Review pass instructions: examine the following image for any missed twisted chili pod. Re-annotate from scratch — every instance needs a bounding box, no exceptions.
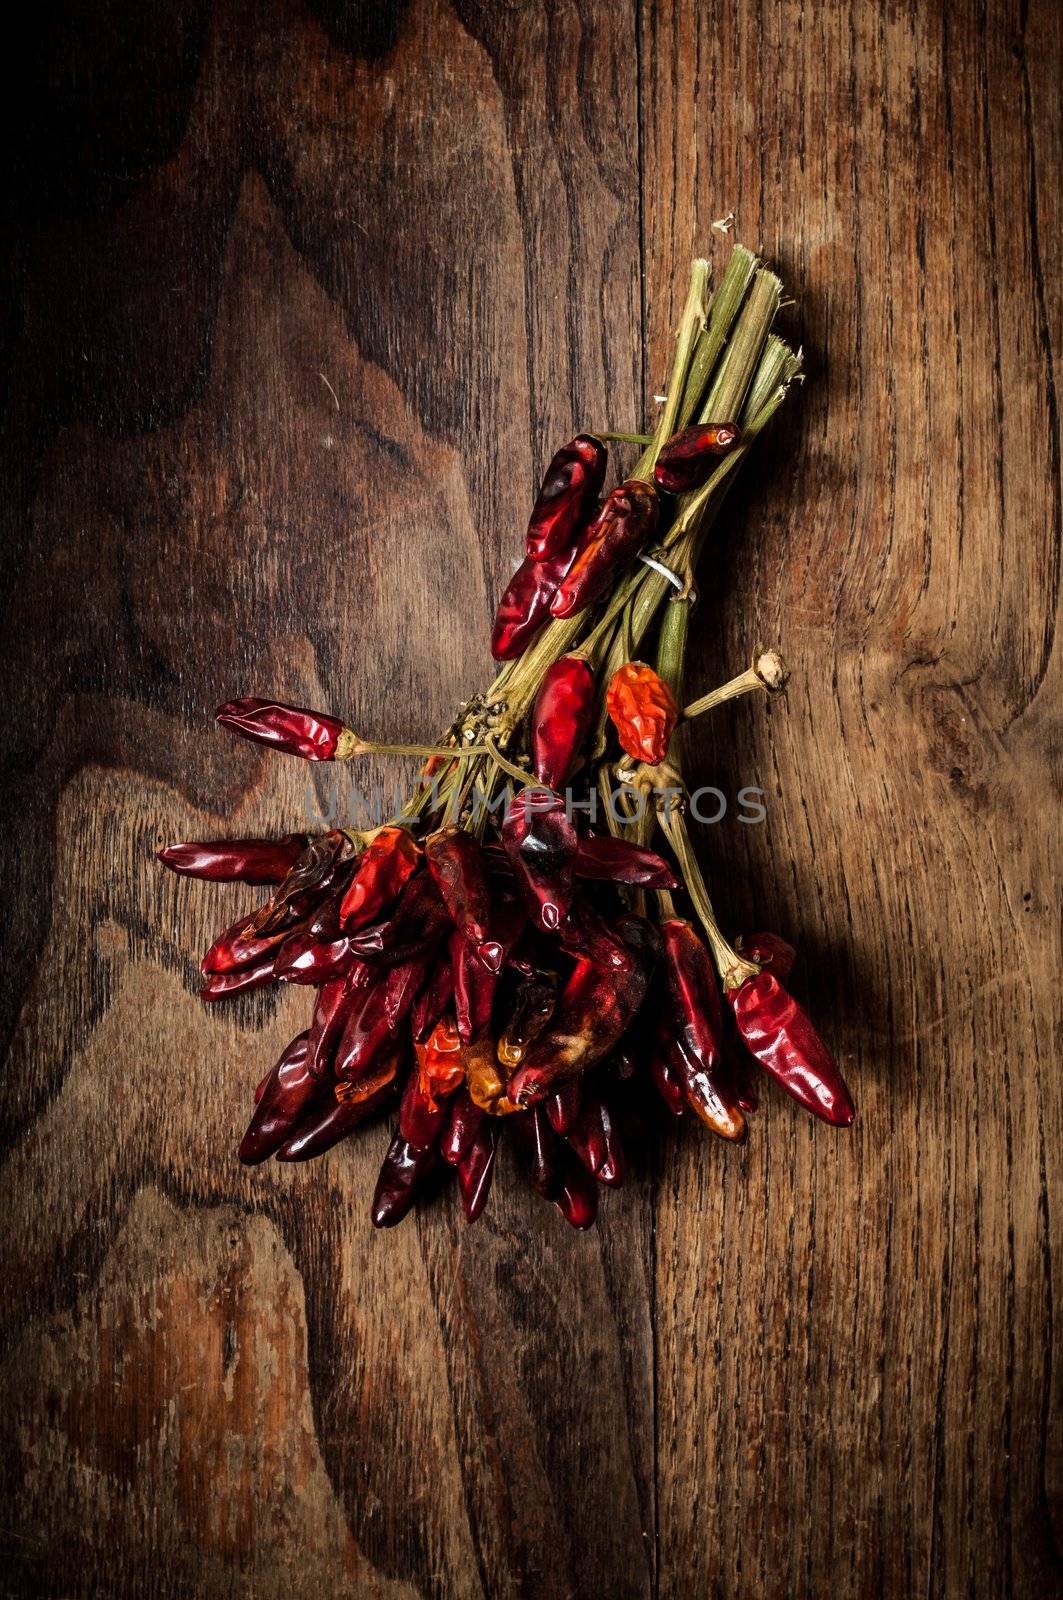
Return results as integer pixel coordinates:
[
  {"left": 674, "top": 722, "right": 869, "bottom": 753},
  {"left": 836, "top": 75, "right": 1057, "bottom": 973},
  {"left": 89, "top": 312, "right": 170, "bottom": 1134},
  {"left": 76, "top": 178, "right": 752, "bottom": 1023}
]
[
  {"left": 426, "top": 826, "right": 495, "bottom": 960},
  {"left": 652, "top": 422, "right": 741, "bottom": 495},
  {"left": 573, "top": 835, "right": 679, "bottom": 889},
  {"left": 550, "top": 480, "right": 658, "bottom": 618},
  {"left": 526, "top": 434, "right": 608, "bottom": 561},
  {"left": 339, "top": 826, "right": 420, "bottom": 931},
  {"left": 501, "top": 787, "right": 576, "bottom": 932}
]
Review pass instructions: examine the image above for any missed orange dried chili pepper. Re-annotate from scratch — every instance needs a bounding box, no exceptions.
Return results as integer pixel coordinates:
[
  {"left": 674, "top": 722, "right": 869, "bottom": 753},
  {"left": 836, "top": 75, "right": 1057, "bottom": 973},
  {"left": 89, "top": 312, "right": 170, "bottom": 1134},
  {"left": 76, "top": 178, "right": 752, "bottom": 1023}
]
[
  {"left": 605, "top": 661, "right": 679, "bottom": 765},
  {"left": 417, "top": 1015, "right": 465, "bottom": 1107}
]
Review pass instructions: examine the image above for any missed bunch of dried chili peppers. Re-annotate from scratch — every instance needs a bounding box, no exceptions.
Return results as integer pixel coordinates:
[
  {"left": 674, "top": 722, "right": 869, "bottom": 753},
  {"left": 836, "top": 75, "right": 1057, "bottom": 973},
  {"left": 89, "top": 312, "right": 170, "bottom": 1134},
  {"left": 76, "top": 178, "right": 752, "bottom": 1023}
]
[{"left": 160, "top": 245, "right": 854, "bottom": 1230}]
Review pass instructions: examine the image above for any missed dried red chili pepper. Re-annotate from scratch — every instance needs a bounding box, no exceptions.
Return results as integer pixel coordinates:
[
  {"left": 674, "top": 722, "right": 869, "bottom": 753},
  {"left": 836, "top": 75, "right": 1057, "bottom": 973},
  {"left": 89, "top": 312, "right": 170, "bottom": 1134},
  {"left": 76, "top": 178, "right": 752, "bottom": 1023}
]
[
  {"left": 457, "top": 1123, "right": 498, "bottom": 1222},
  {"left": 306, "top": 965, "right": 372, "bottom": 1079},
  {"left": 348, "top": 871, "right": 451, "bottom": 965},
  {"left": 450, "top": 892, "right": 526, "bottom": 1043},
  {"left": 334, "top": 969, "right": 398, "bottom": 1082},
  {"left": 544, "top": 1078, "right": 582, "bottom": 1134},
  {"left": 652, "top": 422, "right": 741, "bottom": 494},
  {"left": 417, "top": 1016, "right": 465, "bottom": 1105},
  {"left": 371, "top": 1135, "right": 438, "bottom": 1228},
  {"left": 648, "top": 1031, "right": 686, "bottom": 1117},
  {"left": 511, "top": 1106, "right": 563, "bottom": 1198},
  {"left": 491, "top": 546, "right": 575, "bottom": 661},
  {"left": 339, "top": 826, "right": 421, "bottom": 931},
  {"left": 399, "top": 1060, "right": 452, "bottom": 1149},
  {"left": 158, "top": 834, "right": 308, "bottom": 885},
  {"left": 276, "top": 1075, "right": 395, "bottom": 1162},
  {"left": 606, "top": 661, "right": 679, "bottom": 765},
  {"left": 506, "top": 914, "right": 656, "bottom": 1106},
  {"left": 530, "top": 655, "right": 595, "bottom": 788},
  {"left": 556, "top": 898, "right": 633, "bottom": 972},
  {"left": 549, "top": 480, "right": 659, "bottom": 618},
  {"left": 202, "top": 911, "right": 298, "bottom": 975},
  {"left": 497, "top": 973, "right": 557, "bottom": 1068},
  {"left": 736, "top": 929, "right": 796, "bottom": 980},
  {"left": 566, "top": 1092, "right": 625, "bottom": 1186},
  {"left": 727, "top": 972, "right": 855, "bottom": 1126},
  {"left": 501, "top": 787, "right": 576, "bottom": 931},
  {"left": 248, "top": 830, "right": 355, "bottom": 936},
  {"left": 554, "top": 1155, "right": 598, "bottom": 1228},
  {"left": 660, "top": 917, "right": 745, "bottom": 1140},
  {"left": 426, "top": 826, "right": 494, "bottom": 960},
  {"left": 382, "top": 950, "right": 436, "bottom": 1033},
  {"left": 440, "top": 1088, "right": 484, "bottom": 1166},
  {"left": 411, "top": 958, "right": 454, "bottom": 1042},
  {"left": 239, "top": 1033, "right": 323, "bottom": 1163},
  {"left": 274, "top": 927, "right": 357, "bottom": 985},
  {"left": 573, "top": 835, "right": 679, "bottom": 889},
  {"left": 200, "top": 957, "right": 277, "bottom": 1001},
  {"left": 525, "top": 434, "right": 608, "bottom": 561},
  {"left": 215, "top": 698, "right": 353, "bottom": 760}
]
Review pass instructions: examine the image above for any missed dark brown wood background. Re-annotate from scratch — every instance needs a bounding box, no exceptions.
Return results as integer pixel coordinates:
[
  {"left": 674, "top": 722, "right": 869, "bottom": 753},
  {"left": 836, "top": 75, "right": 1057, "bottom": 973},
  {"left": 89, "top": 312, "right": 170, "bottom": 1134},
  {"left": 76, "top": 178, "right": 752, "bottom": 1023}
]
[{"left": 2, "top": 1, "right": 1060, "bottom": 1595}]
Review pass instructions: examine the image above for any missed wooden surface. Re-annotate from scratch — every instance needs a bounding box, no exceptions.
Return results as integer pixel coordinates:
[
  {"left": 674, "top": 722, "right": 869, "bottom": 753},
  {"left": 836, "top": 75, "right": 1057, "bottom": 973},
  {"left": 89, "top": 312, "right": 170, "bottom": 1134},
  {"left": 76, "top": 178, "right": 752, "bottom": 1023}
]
[{"left": 2, "top": 1, "right": 1060, "bottom": 1595}]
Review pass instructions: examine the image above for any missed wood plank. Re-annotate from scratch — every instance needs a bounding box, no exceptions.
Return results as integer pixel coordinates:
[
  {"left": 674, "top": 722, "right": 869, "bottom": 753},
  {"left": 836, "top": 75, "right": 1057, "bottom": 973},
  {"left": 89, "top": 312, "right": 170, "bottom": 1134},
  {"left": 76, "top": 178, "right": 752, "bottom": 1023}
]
[
  {"left": 640, "top": 1, "right": 1062, "bottom": 1596},
  {"left": 0, "top": 2, "right": 653, "bottom": 1595}
]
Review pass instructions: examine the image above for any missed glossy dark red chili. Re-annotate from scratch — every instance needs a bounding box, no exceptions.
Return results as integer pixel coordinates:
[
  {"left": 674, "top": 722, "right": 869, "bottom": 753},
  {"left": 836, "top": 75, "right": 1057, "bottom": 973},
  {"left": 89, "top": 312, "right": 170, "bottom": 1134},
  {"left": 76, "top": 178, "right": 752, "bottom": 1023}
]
[
  {"left": 339, "top": 827, "right": 421, "bottom": 931},
  {"left": 573, "top": 835, "right": 679, "bottom": 888},
  {"left": 491, "top": 547, "right": 575, "bottom": 661},
  {"left": 158, "top": 834, "right": 308, "bottom": 885},
  {"left": 652, "top": 422, "right": 741, "bottom": 494},
  {"left": 549, "top": 480, "right": 659, "bottom": 618},
  {"left": 215, "top": 698, "right": 352, "bottom": 760},
  {"left": 530, "top": 654, "right": 595, "bottom": 789},
  {"left": 457, "top": 1123, "right": 498, "bottom": 1222},
  {"left": 501, "top": 787, "right": 576, "bottom": 932},
  {"left": 426, "top": 826, "right": 494, "bottom": 959},
  {"left": 728, "top": 971, "right": 855, "bottom": 1126},
  {"left": 525, "top": 434, "right": 608, "bottom": 561},
  {"left": 660, "top": 917, "right": 745, "bottom": 1140}
]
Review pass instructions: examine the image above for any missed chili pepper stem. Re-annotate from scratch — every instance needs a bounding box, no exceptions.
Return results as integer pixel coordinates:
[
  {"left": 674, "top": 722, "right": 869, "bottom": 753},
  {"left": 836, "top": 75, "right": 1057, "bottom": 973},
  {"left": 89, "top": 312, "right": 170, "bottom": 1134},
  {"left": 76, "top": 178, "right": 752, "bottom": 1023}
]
[
  {"left": 338, "top": 733, "right": 496, "bottom": 761},
  {"left": 657, "top": 803, "right": 759, "bottom": 989},
  {"left": 483, "top": 735, "right": 532, "bottom": 786},
  {"left": 632, "top": 257, "right": 710, "bottom": 484},
  {"left": 680, "top": 650, "right": 789, "bottom": 722},
  {"left": 598, "top": 431, "right": 654, "bottom": 445}
]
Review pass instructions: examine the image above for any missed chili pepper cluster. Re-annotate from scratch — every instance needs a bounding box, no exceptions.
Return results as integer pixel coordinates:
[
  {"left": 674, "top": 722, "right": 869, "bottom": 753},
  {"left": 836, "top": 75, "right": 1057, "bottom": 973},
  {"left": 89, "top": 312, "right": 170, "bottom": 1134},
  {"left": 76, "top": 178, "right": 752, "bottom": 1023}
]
[{"left": 159, "top": 244, "right": 854, "bottom": 1230}]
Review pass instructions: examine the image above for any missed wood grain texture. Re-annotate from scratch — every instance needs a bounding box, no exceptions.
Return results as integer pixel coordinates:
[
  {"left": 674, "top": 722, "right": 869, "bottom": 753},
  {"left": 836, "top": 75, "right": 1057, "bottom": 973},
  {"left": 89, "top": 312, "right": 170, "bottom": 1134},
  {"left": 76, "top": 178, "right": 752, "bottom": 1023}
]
[{"left": 1, "top": 1, "right": 1059, "bottom": 1596}]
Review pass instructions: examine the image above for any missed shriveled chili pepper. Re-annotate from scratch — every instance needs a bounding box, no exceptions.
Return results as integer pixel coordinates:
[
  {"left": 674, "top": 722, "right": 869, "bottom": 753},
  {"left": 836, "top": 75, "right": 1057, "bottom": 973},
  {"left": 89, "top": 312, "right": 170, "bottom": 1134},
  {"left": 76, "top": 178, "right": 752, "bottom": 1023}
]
[
  {"left": 511, "top": 1106, "right": 563, "bottom": 1198},
  {"left": 727, "top": 972, "right": 855, "bottom": 1126},
  {"left": 426, "top": 826, "right": 494, "bottom": 959},
  {"left": 411, "top": 958, "right": 454, "bottom": 1042},
  {"left": 660, "top": 917, "right": 745, "bottom": 1140},
  {"left": 158, "top": 834, "right": 308, "bottom": 885},
  {"left": 440, "top": 1088, "right": 484, "bottom": 1166},
  {"left": 652, "top": 422, "right": 741, "bottom": 495},
  {"left": 457, "top": 1123, "right": 498, "bottom": 1222},
  {"left": 566, "top": 1092, "right": 625, "bottom": 1186},
  {"left": 248, "top": 830, "right": 355, "bottom": 936},
  {"left": 573, "top": 834, "right": 679, "bottom": 888},
  {"left": 525, "top": 434, "right": 608, "bottom": 561},
  {"left": 339, "top": 826, "right": 421, "bottom": 931},
  {"left": 554, "top": 1155, "right": 598, "bottom": 1228},
  {"left": 399, "top": 1059, "right": 452, "bottom": 1149},
  {"left": 549, "top": 480, "right": 659, "bottom": 618},
  {"left": 736, "top": 929, "right": 796, "bottom": 979},
  {"left": 530, "top": 655, "right": 595, "bottom": 789},
  {"left": 200, "top": 957, "right": 277, "bottom": 1000},
  {"left": 450, "top": 929, "right": 491, "bottom": 1044},
  {"left": 239, "top": 1033, "right": 324, "bottom": 1163},
  {"left": 202, "top": 911, "right": 298, "bottom": 974},
  {"left": 501, "top": 787, "right": 576, "bottom": 931},
  {"left": 348, "top": 870, "right": 451, "bottom": 965},
  {"left": 544, "top": 1078, "right": 582, "bottom": 1134},
  {"left": 417, "top": 1016, "right": 466, "bottom": 1106},
  {"left": 465, "top": 1036, "right": 521, "bottom": 1117},
  {"left": 497, "top": 972, "right": 557, "bottom": 1068},
  {"left": 215, "top": 698, "right": 353, "bottom": 760},
  {"left": 648, "top": 1031, "right": 686, "bottom": 1117},
  {"left": 274, "top": 926, "right": 357, "bottom": 985},
  {"left": 556, "top": 898, "right": 633, "bottom": 972},
  {"left": 506, "top": 914, "right": 656, "bottom": 1106},
  {"left": 371, "top": 1135, "right": 438, "bottom": 1228},
  {"left": 606, "top": 661, "right": 679, "bottom": 765},
  {"left": 306, "top": 965, "right": 372, "bottom": 1079},
  {"left": 276, "top": 1075, "right": 395, "bottom": 1162},
  {"left": 334, "top": 970, "right": 398, "bottom": 1082},
  {"left": 382, "top": 950, "right": 436, "bottom": 1033},
  {"left": 491, "top": 546, "right": 575, "bottom": 661}
]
